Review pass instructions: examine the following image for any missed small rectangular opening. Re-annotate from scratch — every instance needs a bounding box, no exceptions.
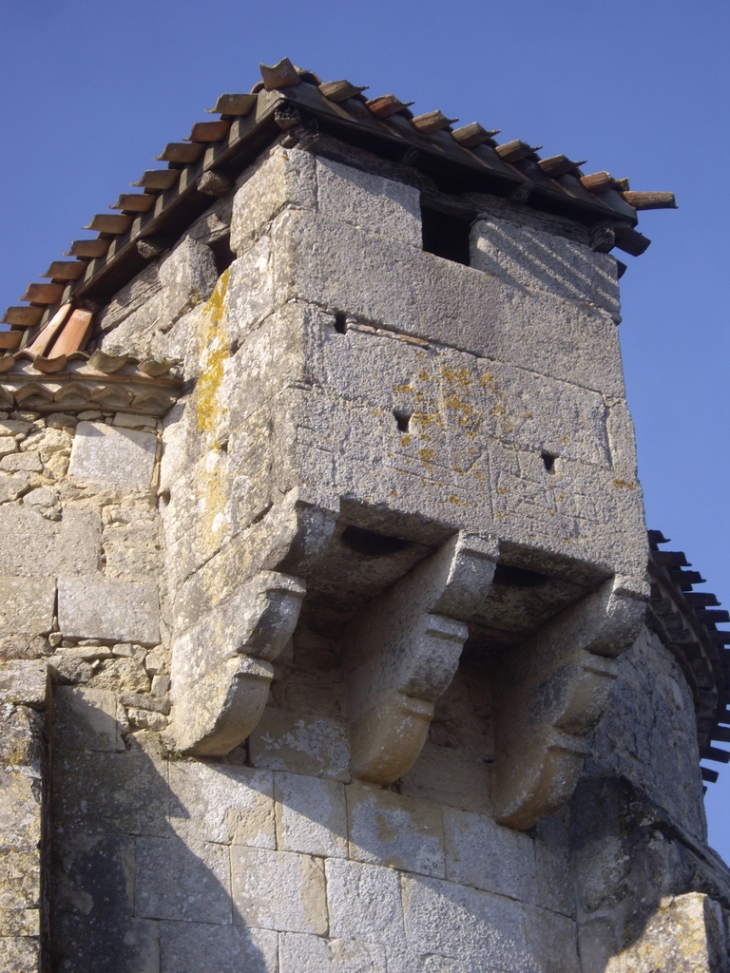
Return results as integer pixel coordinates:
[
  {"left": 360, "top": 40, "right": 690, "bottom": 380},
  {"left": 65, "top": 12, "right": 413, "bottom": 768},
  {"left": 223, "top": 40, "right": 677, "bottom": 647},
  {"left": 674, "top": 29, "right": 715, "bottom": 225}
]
[
  {"left": 421, "top": 205, "right": 471, "bottom": 266},
  {"left": 209, "top": 232, "right": 235, "bottom": 276}
]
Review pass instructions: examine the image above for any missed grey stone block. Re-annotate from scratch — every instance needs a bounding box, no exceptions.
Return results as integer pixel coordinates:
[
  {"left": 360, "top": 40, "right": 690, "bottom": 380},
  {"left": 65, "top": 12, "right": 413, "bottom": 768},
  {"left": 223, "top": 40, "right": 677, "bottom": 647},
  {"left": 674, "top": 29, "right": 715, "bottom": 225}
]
[
  {"left": 249, "top": 708, "right": 350, "bottom": 781},
  {"left": 0, "top": 506, "right": 102, "bottom": 577},
  {"left": 0, "top": 452, "right": 42, "bottom": 473},
  {"left": 272, "top": 209, "right": 627, "bottom": 396},
  {"left": 0, "top": 660, "right": 47, "bottom": 708},
  {"left": 160, "top": 921, "right": 278, "bottom": 973},
  {"left": 58, "top": 575, "right": 160, "bottom": 644},
  {"left": 135, "top": 835, "right": 231, "bottom": 923},
  {"left": 69, "top": 422, "right": 157, "bottom": 490},
  {"left": 231, "top": 146, "right": 317, "bottom": 254},
  {"left": 231, "top": 847, "right": 327, "bottom": 934},
  {"left": 325, "top": 859, "right": 405, "bottom": 945},
  {"left": 53, "top": 911, "right": 159, "bottom": 973},
  {"left": 0, "top": 576, "right": 55, "bottom": 636},
  {"left": 274, "top": 771, "right": 348, "bottom": 858},
  {"left": 0, "top": 935, "right": 40, "bottom": 972},
  {"left": 524, "top": 905, "right": 580, "bottom": 973},
  {"left": 169, "top": 761, "right": 275, "bottom": 848},
  {"left": 316, "top": 156, "right": 422, "bottom": 247},
  {"left": 280, "top": 932, "right": 387, "bottom": 972},
  {"left": 401, "top": 874, "right": 535, "bottom": 970},
  {"left": 443, "top": 806, "right": 537, "bottom": 901},
  {"left": 347, "top": 781, "right": 445, "bottom": 878},
  {"left": 533, "top": 814, "right": 575, "bottom": 918},
  {"left": 53, "top": 830, "right": 135, "bottom": 918},
  {"left": 53, "top": 751, "right": 169, "bottom": 838},
  {"left": 53, "top": 686, "right": 123, "bottom": 752},
  {"left": 471, "top": 218, "right": 621, "bottom": 319}
]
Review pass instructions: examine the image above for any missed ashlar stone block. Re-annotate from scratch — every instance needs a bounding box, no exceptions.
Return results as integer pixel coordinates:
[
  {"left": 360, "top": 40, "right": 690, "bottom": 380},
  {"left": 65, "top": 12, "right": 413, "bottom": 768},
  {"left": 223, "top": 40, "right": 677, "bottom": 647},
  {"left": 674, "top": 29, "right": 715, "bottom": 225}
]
[
  {"left": 274, "top": 771, "right": 348, "bottom": 858},
  {"left": 347, "top": 781, "right": 445, "bottom": 878},
  {"left": 58, "top": 575, "right": 160, "bottom": 645},
  {"left": 280, "top": 932, "right": 387, "bottom": 973},
  {"left": 231, "top": 847, "right": 327, "bottom": 935},
  {"left": 69, "top": 422, "right": 157, "bottom": 490},
  {"left": 249, "top": 708, "right": 350, "bottom": 781},
  {"left": 231, "top": 145, "right": 317, "bottom": 254},
  {"left": 325, "top": 859, "right": 405, "bottom": 946},
  {"left": 169, "top": 761, "right": 275, "bottom": 848},
  {"left": 623, "top": 893, "right": 728, "bottom": 973},
  {"left": 443, "top": 806, "right": 537, "bottom": 901},
  {"left": 160, "top": 921, "right": 278, "bottom": 973},
  {"left": 315, "top": 156, "right": 422, "bottom": 248},
  {"left": 53, "top": 686, "right": 123, "bottom": 752},
  {"left": 401, "top": 874, "right": 535, "bottom": 971},
  {"left": 471, "top": 218, "right": 621, "bottom": 319},
  {"left": 0, "top": 576, "right": 55, "bottom": 636},
  {"left": 135, "top": 835, "right": 231, "bottom": 924}
]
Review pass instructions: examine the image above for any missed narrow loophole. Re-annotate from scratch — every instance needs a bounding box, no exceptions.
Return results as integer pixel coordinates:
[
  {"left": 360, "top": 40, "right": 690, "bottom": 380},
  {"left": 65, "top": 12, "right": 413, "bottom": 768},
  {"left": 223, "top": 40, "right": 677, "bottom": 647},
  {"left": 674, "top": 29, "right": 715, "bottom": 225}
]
[
  {"left": 541, "top": 451, "right": 556, "bottom": 473},
  {"left": 341, "top": 525, "right": 409, "bottom": 557},
  {"left": 334, "top": 311, "right": 347, "bottom": 334},
  {"left": 394, "top": 411, "right": 411, "bottom": 433}
]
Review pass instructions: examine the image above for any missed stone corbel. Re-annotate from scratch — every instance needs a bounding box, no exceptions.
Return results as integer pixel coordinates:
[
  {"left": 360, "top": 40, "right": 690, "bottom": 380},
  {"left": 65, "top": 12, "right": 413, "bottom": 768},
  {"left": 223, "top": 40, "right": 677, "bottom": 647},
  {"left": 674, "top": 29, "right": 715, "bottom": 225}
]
[
  {"left": 170, "top": 571, "right": 305, "bottom": 756},
  {"left": 347, "top": 531, "right": 499, "bottom": 784},
  {"left": 492, "top": 574, "right": 648, "bottom": 830}
]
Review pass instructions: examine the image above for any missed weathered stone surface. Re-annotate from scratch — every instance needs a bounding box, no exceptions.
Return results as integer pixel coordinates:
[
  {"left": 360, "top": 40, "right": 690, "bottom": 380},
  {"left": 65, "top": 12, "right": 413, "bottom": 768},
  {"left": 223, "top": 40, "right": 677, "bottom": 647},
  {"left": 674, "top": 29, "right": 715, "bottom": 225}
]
[
  {"left": 231, "top": 847, "right": 327, "bottom": 934},
  {"left": 0, "top": 936, "right": 39, "bottom": 972},
  {"left": 54, "top": 751, "right": 169, "bottom": 837},
  {"left": 0, "top": 505, "right": 102, "bottom": 577},
  {"left": 0, "top": 576, "right": 55, "bottom": 636},
  {"left": 53, "top": 830, "right": 135, "bottom": 919},
  {"left": 524, "top": 905, "right": 580, "bottom": 973},
  {"left": 623, "top": 893, "right": 728, "bottom": 973},
  {"left": 0, "top": 849, "right": 41, "bottom": 911},
  {"left": 169, "top": 761, "right": 275, "bottom": 847},
  {"left": 316, "top": 156, "right": 422, "bottom": 247},
  {"left": 58, "top": 576, "right": 160, "bottom": 644},
  {"left": 249, "top": 708, "right": 350, "bottom": 781},
  {"left": 533, "top": 813, "right": 575, "bottom": 917},
  {"left": 325, "top": 859, "right": 405, "bottom": 945},
  {"left": 274, "top": 771, "right": 347, "bottom": 858},
  {"left": 69, "top": 421, "right": 157, "bottom": 489},
  {"left": 0, "top": 660, "right": 47, "bottom": 707},
  {"left": 272, "top": 208, "right": 627, "bottom": 395},
  {"left": 588, "top": 629, "right": 707, "bottom": 841},
  {"left": 401, "top": 874, "right": 535, "bottom": 970},
  {"left": 53, "top": 912, "right": 159, "bottom": 973},
  {"left": 347, "top": 781, "right": 445, "bottom": 878},
  {"left": 280, "top": 931, "right": 387, "bottom": 972},
  {"left": 0, "top": 451, "right": 42, "bottom": 473},
  {"left": 471, "top": 218, "right": 621, "bottom": 319},
  {"left": 0, "top": 770, "right": 41, "bottom": 853},
  {"left": 135, "top": 835, "right": 231, "bottom": 923},
  {"left": 443, "top": 806, "right": 536, "bottom": 900},
  {"left": 231, "top": 146, "right": 316, "bottom": 254},
  {"left": 160, "top": 921, "right": 278, "bottom": 973},
  {"left": 53, "top": 686, "right": 123, "bottom": 752}
]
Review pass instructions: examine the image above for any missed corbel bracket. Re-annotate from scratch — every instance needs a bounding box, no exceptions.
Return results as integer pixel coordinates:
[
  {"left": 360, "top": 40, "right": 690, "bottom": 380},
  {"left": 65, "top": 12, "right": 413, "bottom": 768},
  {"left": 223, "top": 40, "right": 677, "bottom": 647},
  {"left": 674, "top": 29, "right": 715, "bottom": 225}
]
[
  {"left": 170, "top": 570, "right": 305, "bottom": 756},
  {"left": 492, "top": 574, "right": 648, "bottom": 830},
  {"left": 347, "top": 531, "right": 499, "bottom": 784}
]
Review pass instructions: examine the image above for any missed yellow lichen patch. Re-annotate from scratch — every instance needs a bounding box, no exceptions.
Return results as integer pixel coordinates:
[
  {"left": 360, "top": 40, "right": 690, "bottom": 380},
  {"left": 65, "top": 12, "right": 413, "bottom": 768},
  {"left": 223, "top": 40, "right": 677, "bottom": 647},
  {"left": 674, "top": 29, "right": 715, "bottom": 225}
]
[
  {"left": 400, "top": 435, "right": 413, "bottom": 447},
  {"left": 195, "top": 269, "right": 230, "bottom": 439},
  {"left": 490, "top": 403, "right": 506, "bottom": 417},
  {"left": 418, "top": 369, "right": 431, "bottom": 382},
  {"left": 418, "top": 447, "right": 435, "bottom": 463},
  {"left": 612, "top": 478, "right": 636, "bottom": 490},
  {"left": 394, "top": 384, "right": 414, "bottom": 393}
]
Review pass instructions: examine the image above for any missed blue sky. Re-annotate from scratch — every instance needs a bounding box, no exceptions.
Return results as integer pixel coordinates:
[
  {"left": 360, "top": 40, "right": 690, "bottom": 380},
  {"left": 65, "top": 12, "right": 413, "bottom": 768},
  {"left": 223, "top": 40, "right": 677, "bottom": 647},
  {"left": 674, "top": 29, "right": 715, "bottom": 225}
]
[{"left": 1, "top": 1, "right": 728, "bottom": 858}]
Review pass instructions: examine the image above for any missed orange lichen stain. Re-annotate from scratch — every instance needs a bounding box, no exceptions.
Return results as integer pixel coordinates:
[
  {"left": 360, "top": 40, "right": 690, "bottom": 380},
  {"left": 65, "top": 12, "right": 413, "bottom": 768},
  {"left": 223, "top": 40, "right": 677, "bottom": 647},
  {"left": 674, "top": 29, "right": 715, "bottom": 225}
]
[
  {"left": 447, "top": 495, "right": 462, "bottom": 505},
  {"left": 490, "top": 403, "right": 506, "bottom": 417},
  {"left": 562, "top": 436, "right": 569, "bottom": 444},
  {"left": 496, "top": 487, "right": 509, "bottom": 495},
  {"left": 394, "top": 384, "right": 414, "bottom": 393},
  {"left": 418, "top": 369, "right": 431, "bottom": 382},
  {"left": 505, "top": 425, "right": 513, "bottom": 434},
  {"left": 400, "top": 434, "right": 413, "bottom": 447},
  {"left": 613, "top": 478, "right": 636, "bottom": 489},
  {"left": 390, "top": 490, "right": 399, "bottom": 498},
  {"left": 195, "top": 269, "right": 230, "bottom": 438},
  {"left": 475, "top": 471, "right": 485, "bottom": 481},
  {"left": 524, "top": 411, "right": 533, "bottom": 419},
  {"left": 494, "top": 511, "right": 504, "bottom": 521},
  {"left": 548, "top": 509, "right": 556, "bottom": 516},
  {"left": 418, "top": 447, "right": 435, "bottom": 463}
]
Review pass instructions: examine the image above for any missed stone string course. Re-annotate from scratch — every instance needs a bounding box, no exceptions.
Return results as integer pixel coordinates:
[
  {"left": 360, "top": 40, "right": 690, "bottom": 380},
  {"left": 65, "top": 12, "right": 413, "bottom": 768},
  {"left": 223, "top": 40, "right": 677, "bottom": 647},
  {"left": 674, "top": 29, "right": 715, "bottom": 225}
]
[{"left": 1, "top": 141, "right": 728, "bottom": 972}]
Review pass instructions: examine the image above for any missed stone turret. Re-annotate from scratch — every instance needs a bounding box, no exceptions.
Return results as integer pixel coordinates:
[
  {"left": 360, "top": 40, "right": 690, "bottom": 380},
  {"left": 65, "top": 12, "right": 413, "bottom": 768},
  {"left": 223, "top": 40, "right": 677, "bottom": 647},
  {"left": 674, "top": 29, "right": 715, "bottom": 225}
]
[{"left": 1, "top": 59, "right": 727, "bottom": 973}]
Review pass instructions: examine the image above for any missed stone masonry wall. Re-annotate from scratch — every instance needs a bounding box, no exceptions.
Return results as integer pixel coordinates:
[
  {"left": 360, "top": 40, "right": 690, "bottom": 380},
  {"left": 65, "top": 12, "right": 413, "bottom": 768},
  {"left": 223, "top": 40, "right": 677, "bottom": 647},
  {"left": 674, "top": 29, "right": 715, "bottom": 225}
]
[{"left": 2, "top": 142, "right": 728, "bottom": 972}]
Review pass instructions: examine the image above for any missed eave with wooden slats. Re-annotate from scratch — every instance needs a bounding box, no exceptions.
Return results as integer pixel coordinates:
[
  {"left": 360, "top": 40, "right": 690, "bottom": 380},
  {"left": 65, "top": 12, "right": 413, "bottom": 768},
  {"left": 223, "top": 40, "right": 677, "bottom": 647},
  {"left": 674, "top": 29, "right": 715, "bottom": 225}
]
[
  {"left": 647, "top": 530, "right": 730, "bottom": 787},
  {"left": 2, "top": 56, "right": 677, "bottom": 366}
]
